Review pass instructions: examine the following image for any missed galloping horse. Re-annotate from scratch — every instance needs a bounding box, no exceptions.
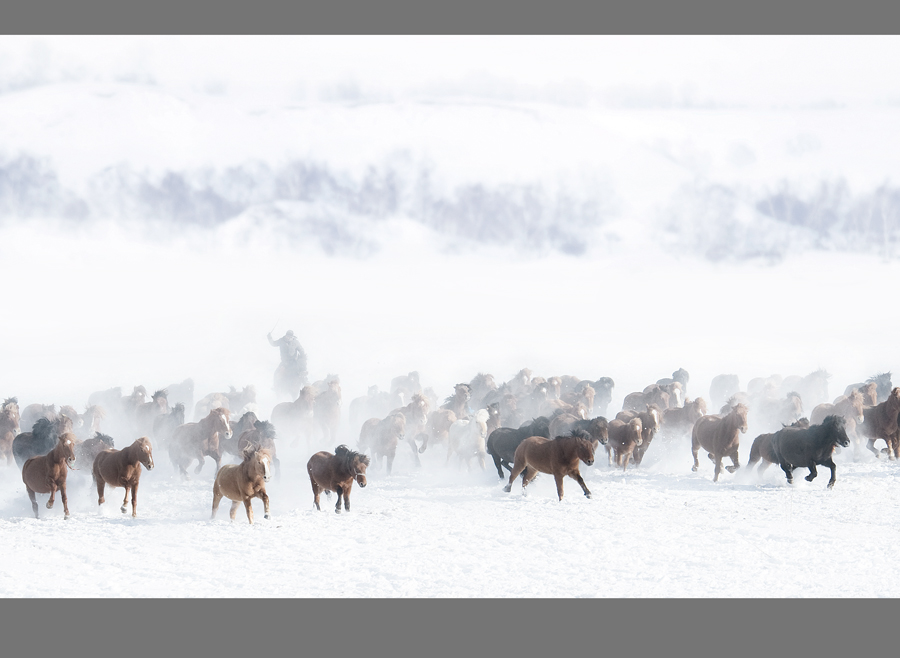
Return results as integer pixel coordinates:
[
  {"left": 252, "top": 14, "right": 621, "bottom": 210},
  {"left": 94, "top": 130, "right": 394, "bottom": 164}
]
[{"left": 503, "top": 429, "right": 596, "bottom": 500}]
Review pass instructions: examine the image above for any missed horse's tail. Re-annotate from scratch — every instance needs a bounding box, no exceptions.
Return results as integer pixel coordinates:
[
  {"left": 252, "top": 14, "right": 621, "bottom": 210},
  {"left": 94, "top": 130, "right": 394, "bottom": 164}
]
[{"left": 747, "top": 436, "right": 761, "bottom": 466}]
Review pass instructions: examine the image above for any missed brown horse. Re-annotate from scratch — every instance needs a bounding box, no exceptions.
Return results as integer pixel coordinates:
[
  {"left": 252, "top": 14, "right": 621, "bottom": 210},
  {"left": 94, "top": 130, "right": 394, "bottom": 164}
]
[
  {"left": 660, "top": 398, "right": 707, "bottom": 440},
  {"left": 503, "top": 429, "right": 596, "bottom": 500},
  {"left": 691, "top": 403, "right": 749, "bottom": 482},
  {"left": 446, "top": 410, "right": 489, "bottom": 471},
  {"left": 93, "top": 437, "right": 154, "bottom": 517},
  {"left": 606, "top": 418, "right": 643, "bottom": 471},
  {"left": 419, "top": 408, "right": 457, "bottom": 453},
  {"left": 168, "top": 407, "right": 232, "bottom": 478},
  {"left": 0, "top": 397, "right": 20, "bottom": 466},
  {"left": 133, "top": 389, "right": 168, "bottom": 436},
  {"left": 307, "top": 444, "right": 370, "bottom": 513},
  {"left": 615, "top": 405, "right": 662, "bottom": 466},
  {"left": 811, "top": 390, "right": 865, "bottom": 445},
  {"left": 390, "top": 393, "right": 430, "bottom": 464},
  {"left": 22, "top": 433, "right": 77, "bottom": 519},
  {"left": 221, "top": 410, "right": 259, "bottom": 458},
  {"left": 441, "top": 384, "right": 471, "bottom": 419},
  {"left": 359, "top": 412, "right": 406, "bottom": 475},
  {"left": 211, "top": 445, "right": 273, "bottom": 524},
  {"left": 860, "top": 387, "right": 900, "bottom": 459}
]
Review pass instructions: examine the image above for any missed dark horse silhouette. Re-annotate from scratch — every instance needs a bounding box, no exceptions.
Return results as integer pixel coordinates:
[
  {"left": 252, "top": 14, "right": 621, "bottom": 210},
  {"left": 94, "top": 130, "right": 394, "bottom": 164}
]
[
  {"left": 486, "top": 416, "right": 551, "bottom": 479},
  {"left": 770, "top": 415, "right": 851, "bottom": 489},
  {"left": 13, "top": 416, "right": 75, "bottom": 469}
]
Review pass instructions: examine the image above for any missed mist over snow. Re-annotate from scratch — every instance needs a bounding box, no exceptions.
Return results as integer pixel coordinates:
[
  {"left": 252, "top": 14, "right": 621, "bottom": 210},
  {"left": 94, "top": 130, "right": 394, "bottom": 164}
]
[{"left": 1, "top": 36, "right": 900, "bottom": 597}]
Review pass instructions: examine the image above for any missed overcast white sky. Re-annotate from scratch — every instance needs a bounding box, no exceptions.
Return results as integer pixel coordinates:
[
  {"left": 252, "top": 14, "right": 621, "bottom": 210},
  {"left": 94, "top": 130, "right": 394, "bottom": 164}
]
[{"left": 2, "top": 35, "right": 899, "bottom": 107}]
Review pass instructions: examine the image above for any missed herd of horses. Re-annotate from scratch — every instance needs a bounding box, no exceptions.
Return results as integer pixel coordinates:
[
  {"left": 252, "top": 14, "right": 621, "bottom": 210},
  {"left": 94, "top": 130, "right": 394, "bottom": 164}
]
[{"left": 2, "top": 366, "right": 898, "bottom": 520}]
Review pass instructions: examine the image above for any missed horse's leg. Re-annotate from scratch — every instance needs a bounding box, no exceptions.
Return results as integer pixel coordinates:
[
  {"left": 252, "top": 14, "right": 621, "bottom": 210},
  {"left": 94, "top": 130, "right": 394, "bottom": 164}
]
[
  {"left": 96, "top": 478, "right": 106, "bottom": 506},
  {"left": 504, "top": 453, "right": 528, "bottom": 493},
  {"left": 726, "top": 449, "right": 740, "bottom": 473},
  {"left": 334, "top": 485, "right": 343, "bottom": 514},
  {"left": 407, "top": 435, "right": 421, "bottom": 467},
  {"left": 606, "top": 444, "right": 614, "bottom": 467},
  {"left": 713, "top": 454, "right": 723, "bottom": 482},
  {"left": 691, "top": 437, "right": 700, "bottom": 472},
  {"left": 229, "top": 500, "right": 240, "bottom": 520},
  {"left": 553, "top": 473, "right": 565, "bottom": 501},
  {"left": 342, "top": 484, "right": 350, "bottom": 512},
  {"left": 121, "top": 486, "right": 130, "bottom": 514},
  {"left": 27, "top": 486, "right": 39, "bottom": 519},
  {"left": 521, "top": 466, "right": 539, "bottom": 495},
  {"left": 386, "top": 449, "right": 395, "bottom": 476},
  {"left": 309, "top": 474, "right": 322, "bottom": 511},
  {"left": 194, "top": 453, "right": 205, "bottom": 474},
  {"left": 824, "top": 458, "right": 838, "bottom": 489},
  {"left": 130, "top": 483, "right": 138, "bottom": 517},
  {"left": 805, "top": 461, "right": 818, "bottom": 482},
  {"left": 60, "top": 481, "right": 70, "bottom": 519},
  {"left": 491, "top": 453, "right": 504, "bottom": 480},
  {"left": 242, "top": 497, "right": 254, "bottom": 524},
  {"left": 211, "top": 490, "right": 223, "bottom": 519},
  {"left": 46, "top": 482, "right": 57, "bottom": 509},
  {"left": 571, "top": 471, "right": 591, "bottom": 499},
  {"left": 866, "top": 437, "right": 881, "bottom": 458},
  {"left": 260, "top": 490, "right": 270, "bottom": 520},
  {"left": 780, "top": 462, "right": 794, "bottom": 485}
]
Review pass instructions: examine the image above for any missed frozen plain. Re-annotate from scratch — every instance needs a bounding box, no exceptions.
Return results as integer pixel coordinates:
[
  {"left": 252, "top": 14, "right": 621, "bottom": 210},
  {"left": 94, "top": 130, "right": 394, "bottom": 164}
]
[{"left": 1, "top": 77, "right": 900, "bottom": 597}]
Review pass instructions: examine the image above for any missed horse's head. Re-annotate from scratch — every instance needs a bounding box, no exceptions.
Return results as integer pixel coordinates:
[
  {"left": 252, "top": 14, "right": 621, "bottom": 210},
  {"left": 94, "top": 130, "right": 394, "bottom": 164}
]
[
  {"left": 152, "top": 390, "right": 169, "bottom": 412},
  {"left": 628, "top": 418, "right": 643, "bottom": 446},
  {"left": 645, "top": 405, "right": 662, "bottom": 432},
  {"left": 824, "top": 415, "right": 851, "bottom": 448},
  {"left": 134, "top": 436, "right": 154, "bottom": 470},
  {"left": 243, "top": 445, "right": 273, "bottom": 483},
  {"left": 571, "top": 429, "right": 595, "bottom": 465},
  {"left": 847, "top": 390, "right": 866, "bottom": 424},
  {"left": 58, "top": 433, "right": 77, "bottom": 469},
  {"left": 352, "top": 453, "right": 370, "bottom": 488},
  {"left": 589, "top": 417, "right": 609, "bottom": 446},
  {"left": 212, "top": 407, "right": 232, "bottom": 439},
  {"left": 732, "top": 403, "right": 750, "bottom": 433}
]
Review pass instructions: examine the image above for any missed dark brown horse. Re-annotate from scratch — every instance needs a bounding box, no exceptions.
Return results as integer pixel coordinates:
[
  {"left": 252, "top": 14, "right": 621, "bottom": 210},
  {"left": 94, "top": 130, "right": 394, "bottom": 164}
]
[
  {"left": 616, "top": 405, "right": 662, "bottom": 466},
  {"left": 859, "top": 387, "right": 900, "bottom": 459},
  {"left": 22, "top": 433, "right": 77, "bottom": 519},
  {"left": 0, "top": 397, "right": 20, "bottom": 466},
  {"left": 168, "top": 407, "right": 232, "bottom": 478},
  {"left": 307, "top": 444, "right": 370, "bottom": 513},
  {"left": 74, "top": 432, "right": 116, "bottom": 469},
  {"left": 770, "top": 415, "right": 851, "bottom": 488},
  {"left": 211, "top": 445, "right": 272, "bottom": 524},
  {"left": 221, "top": 411, "right": 259, "bottom": 458},
  {"left": 93, "top": 437, "right": 154, "bottom": 517},
  {"left": 502, "top": 429, "right": 596, "bottom": 500},
  {"left": 691, "top": 403, "right": 749, "bottom": 482}
]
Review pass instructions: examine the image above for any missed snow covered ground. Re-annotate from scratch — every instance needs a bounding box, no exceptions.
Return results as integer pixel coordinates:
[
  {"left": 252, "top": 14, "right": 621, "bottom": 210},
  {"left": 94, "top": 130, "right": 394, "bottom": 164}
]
[{"left": 2, "top": 41, "right": 900, "bottom": 597}]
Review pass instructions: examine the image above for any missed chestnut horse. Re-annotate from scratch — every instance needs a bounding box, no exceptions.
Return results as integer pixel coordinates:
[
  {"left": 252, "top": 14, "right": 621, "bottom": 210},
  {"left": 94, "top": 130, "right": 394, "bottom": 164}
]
[
  {"left": 691, "top": 403, "right": 749, "bottom": 482},
  {"left": 606, "top": 418, "right": 643, "bottom": 471},
  {"left": 0, "top": 397, "right": 20, "bottom": 466},
  {"left": 13, "top": 415, "right": 75, "bottom": 469},
  {"left": 22, "top": 433, "right": 77, "bottom": 519},
  {"left": 93, "top": 437, "right": 154, "bottom": 517},
  {"left": 168, "top": 407, "right": 232, "bottom": 478},
  {"left": 307, "top": 444, "right": 370, "bottom": 513},
  {"left": 211, "top": 445, "right": 273, "bottom": 524},
  {"left": 859, "top": 387, "right": 900, "bottom": 459},
  {"left": 503, "top": 429, "right": 596, "bottom": 500}
]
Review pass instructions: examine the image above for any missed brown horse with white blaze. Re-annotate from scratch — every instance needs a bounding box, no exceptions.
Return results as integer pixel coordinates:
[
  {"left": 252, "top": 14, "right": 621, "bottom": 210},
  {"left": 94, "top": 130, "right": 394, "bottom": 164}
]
[
  {"left": 503, "top": 429, "right": 596, "bottom": 500},
  {"left": 307, "top": 444, "right": 370, "bottom": 513},
  {"left": 22, "top": 433, "right": 77, "bottom": 519},
  {"left": 211, "top": 445, "right": 273, "bottom": 524},
  {"left": 93, "top": 437, "right": 155, "bottom": 517}
]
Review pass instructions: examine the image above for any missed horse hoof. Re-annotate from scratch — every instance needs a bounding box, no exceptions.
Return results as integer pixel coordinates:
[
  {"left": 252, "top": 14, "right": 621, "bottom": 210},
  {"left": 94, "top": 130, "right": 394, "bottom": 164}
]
[
  {"left": 691, "top": 466, "right": 698, "bottom": 472},
  {"left": 264, "top": 514, "right": 270, "bottom": 520},
  {"left": 334, "top": 509, "right": 341, "bottom": 514},
  {"left": 585, "top": 493, "right": 592, "bottom": 499},
  {"left": 46, "top": 501, "right": 53, "bottom": 509},
  {"left": 120, "top": 506, "right": 127, "bottom": 513},
  {"left": 64, "top": 514, "right": 70, "bottom": 520},
  {"left": 503, "top": 485, "right": 512, "bottom": 493},
  {"left": 726, "top": 466, "right": 737, "bottom": 473}
]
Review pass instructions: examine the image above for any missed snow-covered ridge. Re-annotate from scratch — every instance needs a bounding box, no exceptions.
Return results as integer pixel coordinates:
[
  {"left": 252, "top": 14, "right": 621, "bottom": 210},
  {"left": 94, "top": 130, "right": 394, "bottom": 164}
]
[{"left": 3, "top": 82, "right": 900, "bottom": 259}]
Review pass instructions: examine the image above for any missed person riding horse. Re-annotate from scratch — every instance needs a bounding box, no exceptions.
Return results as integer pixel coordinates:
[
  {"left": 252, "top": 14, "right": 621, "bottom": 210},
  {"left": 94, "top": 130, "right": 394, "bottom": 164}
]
[{"left": 268, "top": 330, "right": 309, "bottom": 396}]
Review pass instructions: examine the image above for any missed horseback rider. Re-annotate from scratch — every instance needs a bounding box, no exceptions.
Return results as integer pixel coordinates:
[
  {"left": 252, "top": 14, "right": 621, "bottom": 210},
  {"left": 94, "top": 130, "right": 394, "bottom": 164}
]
[{"left": 268, "top": 329, "right": 308, "bottom": 390}]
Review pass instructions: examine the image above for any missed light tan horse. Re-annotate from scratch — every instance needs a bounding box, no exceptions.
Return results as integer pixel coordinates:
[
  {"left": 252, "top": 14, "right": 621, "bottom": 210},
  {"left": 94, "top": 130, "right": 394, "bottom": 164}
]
[
  {"left": 211, "top": 445, "right": 272, "bottom": 524},
  {"left": 22, "top": 433, "right": 77, "bottom": 519},
  {"left": 93, "top": 437, "right": 155, "bottom": 517},
  {"left": 0, "top": 397, "right": 20, "bottom": 466}
]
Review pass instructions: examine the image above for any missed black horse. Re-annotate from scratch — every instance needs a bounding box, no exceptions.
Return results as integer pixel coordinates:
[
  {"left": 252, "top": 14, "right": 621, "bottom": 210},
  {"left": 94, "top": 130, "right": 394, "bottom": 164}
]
[
  {"left": 770, "top": 415, "right": 851, "bottom": 489},
  {"left": 12, "top": 415, "right": 75, "bottom": 469},
  {"left": 486, "top": 416, "right": 551, "bottom": 479}
]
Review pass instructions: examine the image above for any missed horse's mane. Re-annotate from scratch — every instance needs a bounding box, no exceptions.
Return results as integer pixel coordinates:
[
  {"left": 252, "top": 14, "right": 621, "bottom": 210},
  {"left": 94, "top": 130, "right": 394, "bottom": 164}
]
[
  {"left": 3, "top": 397, "right": 17, "bottom": 407},
  {"left": 32, "top": 417, "right": 56, "bottom": 440},
  {"left": 152, "top": 389, "right": 168, "bottom": 400},
  {"left": 334, "top": 444, "right": 370, "bottom": 472},
  {"left": 94, "top": 432, "right": 115, "bottom": 448},
  {"left": 566, "top": 428, "right": 591, "bottom": 443},
  {"left": 253, "top": 420, "right": 277, "bottom": 440}
]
